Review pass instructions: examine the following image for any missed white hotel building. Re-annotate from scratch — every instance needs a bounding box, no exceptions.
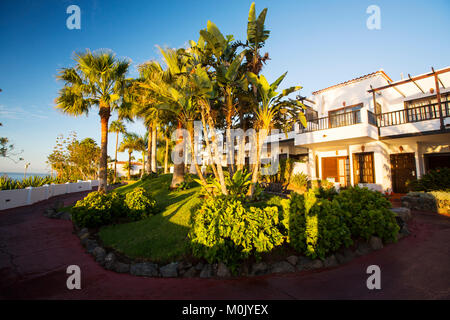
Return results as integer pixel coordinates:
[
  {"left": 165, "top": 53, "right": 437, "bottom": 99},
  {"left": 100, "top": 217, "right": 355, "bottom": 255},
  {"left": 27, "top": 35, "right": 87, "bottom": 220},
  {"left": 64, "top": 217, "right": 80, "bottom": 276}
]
[
  {"left": 261, "top": 66, "right": 450, "bottom": 193},
  {"left": 198, "top": 66, "right": 450, "bottom": 194}
]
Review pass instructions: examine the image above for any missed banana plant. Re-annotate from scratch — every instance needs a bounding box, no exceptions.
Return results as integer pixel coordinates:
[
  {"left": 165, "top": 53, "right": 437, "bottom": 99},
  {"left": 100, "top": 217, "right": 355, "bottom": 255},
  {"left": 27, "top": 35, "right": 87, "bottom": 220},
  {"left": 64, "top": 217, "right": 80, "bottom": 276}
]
[{"left": 246, "top": 71, "right": 306, "bottom": 196}]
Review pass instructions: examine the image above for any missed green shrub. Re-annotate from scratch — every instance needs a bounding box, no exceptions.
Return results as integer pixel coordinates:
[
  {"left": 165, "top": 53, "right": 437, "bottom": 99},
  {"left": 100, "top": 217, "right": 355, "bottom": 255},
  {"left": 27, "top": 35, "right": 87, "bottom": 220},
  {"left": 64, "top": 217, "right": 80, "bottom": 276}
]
[
  {"left": 175, "top": 173, "right": 198, "bottom": 191},
  {"left": 71, "top": 192, "right": 116, "bottom": 228},
  {"left": 315, "top": 186, "right": 339, "bottom": 201},
  {"left": 407, "top": 167, "right": 450, "bottom": 192},
  {"left": 335, "top": 186, "right": 399, "bottom": 242},
  {"left": 0, "top": 175, "right": 70, "bottom": 190},
  {"left": 429, "top": 191, "right": 450, "bottom": 215},
  {"left": 71, "top": 189, "right": 157, "bottom": 228},
  {"left": 309, "top": 179, "right": 335, "bottom": 190},
  {"left": 109, "top": 192, "right": 127, "bottom": 218},
  {"left": 290, "top": 173, "right": 308, "bottom": 189},
  {"left": 189, "top": 196, "right": 284, "bottom": 269},
  {"left": 124, "top": 187, "right": 157, "bottom": 220},
  {"left": 288, "top": 190, "right": 352, "bottom": 259},
  {"left": 266, "top": 195, "right": 290, "bottom": 234}
]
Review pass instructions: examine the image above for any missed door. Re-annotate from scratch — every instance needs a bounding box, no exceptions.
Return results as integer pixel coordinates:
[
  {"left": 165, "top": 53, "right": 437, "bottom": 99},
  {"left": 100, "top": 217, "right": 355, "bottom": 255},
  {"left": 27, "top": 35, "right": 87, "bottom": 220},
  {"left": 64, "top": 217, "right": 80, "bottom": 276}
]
[
  {"left": 321, "top": 156, "right": 349, "bottom": 187},
  {"left": 390, "top": 153, "right": 417, "bottom": 193}
]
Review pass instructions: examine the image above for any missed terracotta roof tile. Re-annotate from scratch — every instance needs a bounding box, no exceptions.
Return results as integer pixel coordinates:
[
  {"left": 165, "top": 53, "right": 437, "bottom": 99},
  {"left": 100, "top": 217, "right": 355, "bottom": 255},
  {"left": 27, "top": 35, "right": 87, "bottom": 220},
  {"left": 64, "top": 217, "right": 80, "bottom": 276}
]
[{"left": 312, "top": 70, "right": 392, "bottom": 95}]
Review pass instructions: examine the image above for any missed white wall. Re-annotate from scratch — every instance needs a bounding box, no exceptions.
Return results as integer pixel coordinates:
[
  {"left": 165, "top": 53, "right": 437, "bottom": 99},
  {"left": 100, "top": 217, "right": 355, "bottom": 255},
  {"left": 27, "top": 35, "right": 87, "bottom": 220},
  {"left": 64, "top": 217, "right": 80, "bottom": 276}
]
[
  {"left": 0, "top": 189, "right": 29, "bottom": 210},
  {"left": 308, "top": 74, "right": 388, "bottom": 116},
  {"left": 0, "top": 180, "right": 99, "bottom": 211}
]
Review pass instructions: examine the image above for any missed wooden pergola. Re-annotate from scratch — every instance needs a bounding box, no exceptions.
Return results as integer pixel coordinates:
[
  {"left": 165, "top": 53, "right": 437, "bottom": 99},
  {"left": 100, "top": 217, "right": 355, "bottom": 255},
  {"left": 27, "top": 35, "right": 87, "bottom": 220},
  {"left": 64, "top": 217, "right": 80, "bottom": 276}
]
[{"left": 368, "top": 66, "right": 450, "bottom": 130}]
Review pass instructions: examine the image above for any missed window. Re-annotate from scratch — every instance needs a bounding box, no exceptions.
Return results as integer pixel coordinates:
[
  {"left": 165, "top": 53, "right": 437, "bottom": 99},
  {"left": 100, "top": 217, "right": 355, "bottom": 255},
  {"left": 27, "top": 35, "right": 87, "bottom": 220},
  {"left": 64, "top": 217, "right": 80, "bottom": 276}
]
[
  {"left": 328, "top": 103, "right": 363, "bottom": 128},
  {"left": 404, "top": 93, "right": 450, "bottom": 122},
  {"left": 353, "top": 152, "right": 375, "bottom": 184}
]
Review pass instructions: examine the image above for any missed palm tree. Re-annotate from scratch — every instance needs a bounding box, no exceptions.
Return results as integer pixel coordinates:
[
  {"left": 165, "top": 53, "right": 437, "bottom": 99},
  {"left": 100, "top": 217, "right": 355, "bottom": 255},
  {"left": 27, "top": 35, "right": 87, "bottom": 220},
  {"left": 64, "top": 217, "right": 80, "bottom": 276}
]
[
  {"left": 108, "top": 119, "right": 126, "bottom": 183},
  {"left": 135, "top": 134, "right": 148, "bottom": 177},
  {"left": 55, "top": 49, "right": 130, "bottom": 193},
  {"left": 199, "top": 21, "right": 247, "bottom": 175},
  {"left": 129, "top": 62, "right": 166, "bottom": 175},
  {"left": 118, "top": 133, "right": 140, "bottom": 180},
  {"left": 246, "top": 72, "right": 306, "bottom": 196},
  {"left": 159, "top": 121, "right": 175, "bottom": 174}
]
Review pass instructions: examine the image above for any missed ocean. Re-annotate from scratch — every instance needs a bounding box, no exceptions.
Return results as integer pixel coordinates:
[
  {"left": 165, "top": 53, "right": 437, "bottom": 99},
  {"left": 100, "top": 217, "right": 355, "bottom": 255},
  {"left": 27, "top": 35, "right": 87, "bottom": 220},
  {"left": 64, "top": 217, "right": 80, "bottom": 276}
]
[{"left": 0, "top": 172, "right": 51, "bottom": 181}]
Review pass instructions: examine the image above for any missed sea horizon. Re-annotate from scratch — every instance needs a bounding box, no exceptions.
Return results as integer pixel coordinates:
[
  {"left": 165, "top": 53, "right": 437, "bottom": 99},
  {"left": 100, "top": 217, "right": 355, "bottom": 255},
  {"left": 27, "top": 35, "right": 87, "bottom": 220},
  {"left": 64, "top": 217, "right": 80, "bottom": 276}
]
[{"left": 0, "top": 172, "right": 52, "bottom": 181}]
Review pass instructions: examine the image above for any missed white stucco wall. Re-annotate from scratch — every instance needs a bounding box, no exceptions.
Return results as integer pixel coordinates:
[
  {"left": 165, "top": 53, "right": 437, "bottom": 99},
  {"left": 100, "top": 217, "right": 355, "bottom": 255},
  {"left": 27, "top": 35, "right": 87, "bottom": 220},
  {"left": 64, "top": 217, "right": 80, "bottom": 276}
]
[{"left": 0, "top": 179, "right": 99, "bottom": 211}]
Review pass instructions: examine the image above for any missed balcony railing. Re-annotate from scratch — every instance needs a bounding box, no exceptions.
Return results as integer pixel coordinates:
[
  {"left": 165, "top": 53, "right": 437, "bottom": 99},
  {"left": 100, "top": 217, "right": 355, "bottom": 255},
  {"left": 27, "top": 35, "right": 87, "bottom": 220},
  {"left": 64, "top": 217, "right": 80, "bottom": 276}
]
[
  {"left": 296, "top": 102, "right": 450, "bottom": 134},
  {"left": 300, "top": 110, "right": 362, "bottom": 133},
  {"left": 377, "top": 102, "right": 450, "bottom": 127}
]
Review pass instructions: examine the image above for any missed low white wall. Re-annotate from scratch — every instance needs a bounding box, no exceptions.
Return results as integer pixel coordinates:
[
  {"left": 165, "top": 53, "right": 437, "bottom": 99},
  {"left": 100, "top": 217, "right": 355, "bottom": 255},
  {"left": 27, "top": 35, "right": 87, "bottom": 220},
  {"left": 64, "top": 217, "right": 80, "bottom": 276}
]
[
  {"left": 29, "top": 186, "right": 49, "bottom": 204},
  {"left": 0, "top": 180, "right": 99, "bottom": 211},
  {"left": 0, "top": 188, "right": 29, "bottom": 210},
  {"left": 292, "top": 162, "right": 308, "bottom": 175},
  {"left": 90, "top": 180, "right": 99, "bottom": 187},
  {"left": 51, "top": 183, "right": 67, "bottom": 197}
]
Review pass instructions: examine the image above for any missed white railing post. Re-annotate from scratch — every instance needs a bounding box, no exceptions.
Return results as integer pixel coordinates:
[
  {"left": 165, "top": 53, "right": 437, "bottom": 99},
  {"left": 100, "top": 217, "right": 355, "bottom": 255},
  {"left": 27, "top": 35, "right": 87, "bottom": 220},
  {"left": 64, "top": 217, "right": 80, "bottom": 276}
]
[
  {"left": 43, "top": 184, "right": 49, "bottom": 200},
  {"left": 26, "top": 186, "right": 32, "bottom": 205}
]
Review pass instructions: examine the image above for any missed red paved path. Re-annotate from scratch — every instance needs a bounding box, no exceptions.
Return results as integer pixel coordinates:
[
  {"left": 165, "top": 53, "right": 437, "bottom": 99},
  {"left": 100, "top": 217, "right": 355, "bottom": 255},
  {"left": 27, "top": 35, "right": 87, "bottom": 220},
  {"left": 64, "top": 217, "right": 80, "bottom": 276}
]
[{"left": 1, "top": 190, "right": 449, "bottom": 300}]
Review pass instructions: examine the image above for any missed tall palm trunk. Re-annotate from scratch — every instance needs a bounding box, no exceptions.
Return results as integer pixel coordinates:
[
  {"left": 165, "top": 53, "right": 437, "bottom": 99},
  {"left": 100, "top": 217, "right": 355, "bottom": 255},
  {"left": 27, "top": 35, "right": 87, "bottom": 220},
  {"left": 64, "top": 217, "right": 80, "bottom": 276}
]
[
  {"left": 164, "top": 137, "right": 169, "bottom": 174},
  {"left": 141, "top": 151, "right": 146, "bottom": 178},
  {"left": 225, "top": 87, "right": 235, "bottom": 175},
  {"left": 201, "top": 100, "right": 227, "bottom": 195},
  {"left": 248, "top": 129, "right": 268, "bottom": 196},
  {"left": 146, "top": 125, "right": 152, "bottom": 173},
  {"left": 113, "top": 131, "right": 119, "bottom": 183},
  {"left": 127, "top": 151, "right": 132, "bottom": 180},
  {"left": 151, "top": 125, "right": 157, "bottom": 174},
  {"left": 237, "top": 112, "right": 246, "bottom": 171},
  {"left": 170, "top": 122, "right": 185, "bottom": 189},
  {"left": 200, "top": 109, "right": 219, "bottom": 180},
  {"left": 187, "top": 122, "right": 207, "bottom": 185},
  {"left": 98, "top": 104, "right": 110, "bottom": 193}
]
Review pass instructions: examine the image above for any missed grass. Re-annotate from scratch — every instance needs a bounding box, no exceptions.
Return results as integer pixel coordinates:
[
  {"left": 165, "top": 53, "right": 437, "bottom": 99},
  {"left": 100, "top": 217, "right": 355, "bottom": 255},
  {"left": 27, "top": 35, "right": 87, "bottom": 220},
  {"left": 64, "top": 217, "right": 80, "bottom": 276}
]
[{"left": 98, "top": 174, "right": 201, "bottom": 263}]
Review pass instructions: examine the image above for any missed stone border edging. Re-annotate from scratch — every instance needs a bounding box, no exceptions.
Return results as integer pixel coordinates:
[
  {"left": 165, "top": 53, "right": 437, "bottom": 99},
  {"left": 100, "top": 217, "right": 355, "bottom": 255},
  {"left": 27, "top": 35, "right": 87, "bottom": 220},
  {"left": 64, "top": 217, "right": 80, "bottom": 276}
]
[{"left": 66, "top": 207, "right": 412, "bottom": 279}]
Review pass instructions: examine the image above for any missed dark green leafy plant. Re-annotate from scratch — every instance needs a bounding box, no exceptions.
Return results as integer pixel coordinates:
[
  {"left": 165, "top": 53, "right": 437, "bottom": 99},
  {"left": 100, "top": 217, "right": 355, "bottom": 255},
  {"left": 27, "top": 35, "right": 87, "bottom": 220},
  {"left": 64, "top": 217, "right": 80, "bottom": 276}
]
[
  {"left": 0, "top": 175, "right": 70, "bottom": 190},
  {"left": 407, "top": 168, "right": 450, "bottom": 192},
  {"left": 288, "top": 190, "right": 352, "bottom": 259},
  {"left": 124, "top": 187, "right": 157, "bottom": 220},
  {"left": 189, "top": 196, "right": 284, "bottom": 270},
  {"left": 335, "top": 186, "right": 399, "bottom": 242},
  {"left": 71, "top": 192, "right": 116, "bottom": 228}
]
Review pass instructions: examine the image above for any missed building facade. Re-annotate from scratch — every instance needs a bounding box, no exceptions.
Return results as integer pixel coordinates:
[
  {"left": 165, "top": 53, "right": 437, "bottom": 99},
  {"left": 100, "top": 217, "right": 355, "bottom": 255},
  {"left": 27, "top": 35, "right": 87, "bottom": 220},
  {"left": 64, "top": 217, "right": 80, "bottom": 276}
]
[{"left": 265, "top": 66, "right": 450, "bottom": 193}]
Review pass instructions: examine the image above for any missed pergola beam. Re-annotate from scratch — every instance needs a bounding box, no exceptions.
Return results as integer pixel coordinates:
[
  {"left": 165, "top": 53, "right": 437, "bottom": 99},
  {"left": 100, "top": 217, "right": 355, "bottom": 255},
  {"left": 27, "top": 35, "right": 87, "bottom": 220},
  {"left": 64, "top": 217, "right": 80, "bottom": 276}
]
[
  {"left": 432, "top": 67, "right": 446, "bottom": 89},
  {"left": 408, "top": 74, "right": 425, "bottom": 93},
  {"left": 368, "top": 66, "right": 450, "bottom": 93},
  {"left": 389, "top": 80, "right": 406, "bottom": 97}
]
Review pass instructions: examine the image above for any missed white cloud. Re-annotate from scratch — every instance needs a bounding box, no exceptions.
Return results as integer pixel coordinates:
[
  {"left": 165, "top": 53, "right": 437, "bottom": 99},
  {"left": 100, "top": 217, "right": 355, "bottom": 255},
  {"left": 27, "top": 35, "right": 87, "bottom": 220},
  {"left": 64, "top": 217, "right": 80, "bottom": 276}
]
[{"left": 0, "top": 104, "right": 49, "bottom": 120}]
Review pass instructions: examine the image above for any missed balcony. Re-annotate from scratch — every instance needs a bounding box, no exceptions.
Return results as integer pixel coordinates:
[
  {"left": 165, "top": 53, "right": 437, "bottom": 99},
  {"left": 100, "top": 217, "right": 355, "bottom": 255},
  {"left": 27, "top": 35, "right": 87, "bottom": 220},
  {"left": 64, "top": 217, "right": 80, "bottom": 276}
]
[
  {"left": 377, "top": 102, "right": 450, "bottom": 137},
  {"left": 299, "top": 110, "right": 363, "bottom": 133},
  {"left": 295, "top": 110, "right": 379, "bottom": 146}
]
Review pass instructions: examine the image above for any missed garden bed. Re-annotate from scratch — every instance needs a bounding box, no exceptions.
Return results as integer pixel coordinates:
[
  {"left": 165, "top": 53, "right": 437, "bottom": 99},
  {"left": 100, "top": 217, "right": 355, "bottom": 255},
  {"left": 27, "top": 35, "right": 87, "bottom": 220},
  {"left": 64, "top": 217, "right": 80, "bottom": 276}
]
[{"left": 44, "top": 174, "right": 412, "bottom": 279}]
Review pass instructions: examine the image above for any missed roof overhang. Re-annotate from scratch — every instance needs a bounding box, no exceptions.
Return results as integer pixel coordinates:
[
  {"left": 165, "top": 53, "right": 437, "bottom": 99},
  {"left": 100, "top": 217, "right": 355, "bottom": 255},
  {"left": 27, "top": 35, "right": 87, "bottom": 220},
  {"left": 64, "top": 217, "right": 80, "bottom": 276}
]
[{"left": 368, "top": 66, "right": 450, "bottom": 97}]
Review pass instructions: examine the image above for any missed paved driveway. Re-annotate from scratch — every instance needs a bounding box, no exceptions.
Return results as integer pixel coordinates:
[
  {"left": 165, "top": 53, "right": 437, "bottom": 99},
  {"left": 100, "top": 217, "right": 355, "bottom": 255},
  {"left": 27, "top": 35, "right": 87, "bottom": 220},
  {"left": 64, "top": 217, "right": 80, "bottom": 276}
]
[{"left": 1, "top": 191, "right": 449, "bottom": 299}]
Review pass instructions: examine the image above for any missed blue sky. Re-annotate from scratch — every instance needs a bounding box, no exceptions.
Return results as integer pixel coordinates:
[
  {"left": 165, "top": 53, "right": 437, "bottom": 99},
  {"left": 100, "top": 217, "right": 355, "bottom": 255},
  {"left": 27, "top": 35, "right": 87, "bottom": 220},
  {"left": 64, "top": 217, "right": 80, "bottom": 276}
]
[{"left": 0, "top": 0, "right": 449, "bottom": 173}]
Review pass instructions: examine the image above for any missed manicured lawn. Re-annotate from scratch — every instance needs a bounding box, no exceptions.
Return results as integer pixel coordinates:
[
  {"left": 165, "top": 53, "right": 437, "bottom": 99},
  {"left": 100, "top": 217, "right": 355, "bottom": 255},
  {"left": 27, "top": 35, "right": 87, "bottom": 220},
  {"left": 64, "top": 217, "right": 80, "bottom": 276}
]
[{"left": 98, "top": 174, "right": 201, "bottom": 263}]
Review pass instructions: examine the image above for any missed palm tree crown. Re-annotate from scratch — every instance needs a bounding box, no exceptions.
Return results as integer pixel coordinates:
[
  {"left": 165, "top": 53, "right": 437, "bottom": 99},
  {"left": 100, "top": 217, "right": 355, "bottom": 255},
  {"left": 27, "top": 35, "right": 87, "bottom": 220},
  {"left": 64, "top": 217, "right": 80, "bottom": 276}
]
[{"left": 55, "top": 49, "right": 130, "bottom": 192}]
